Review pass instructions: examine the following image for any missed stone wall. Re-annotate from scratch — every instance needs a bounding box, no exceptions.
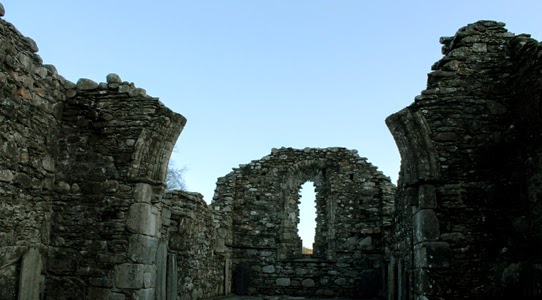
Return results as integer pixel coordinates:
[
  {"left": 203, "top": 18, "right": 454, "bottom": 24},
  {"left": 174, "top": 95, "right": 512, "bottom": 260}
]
[
  {"left": 0, "top": 7, "right": 65, "bottom": 299},
  {"left": 48, "top": 76, "right": 185, "bottom": 299},
  {"left": 0, "top": 3, "right": 188, "bottom": 299},
  {"left": 212, "top": 147, "right": 395, "bottom": 298},
  {"left": 4, "top": 1, "right": 542, "bottom": 298},
  {"left": 162, "top": 190, "right": 231, "bottom": 300},
  {"left": 387, "top": 21, "right": 542, "bottom": 299}
]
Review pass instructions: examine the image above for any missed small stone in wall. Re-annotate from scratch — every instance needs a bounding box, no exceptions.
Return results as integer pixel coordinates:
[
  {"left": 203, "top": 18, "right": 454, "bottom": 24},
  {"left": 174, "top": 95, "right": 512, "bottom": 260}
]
[
  {"left": 56, "top": 181, "right": 70, "bottom": 194},
  {"left": 240, "top": 225, "right": 252, "bottom": 231},
  {"left": 276, "top": 278, "right": 291, "bottom": 286},
  {"left": 334, "top": 278, "right": 347, "bottom": 286},
  {"left": 76, "top": 78, "right": 99, "bottom": 91},
  {"left": 43, "top": 64, "right": 57, "bottom": 75},
  {"left": 128, "top": 88, "right": 147, "bottom": 97},
  {"left": 295, "top": 268, "right": 308, "bottom": 275},
  {"left": 260, "top": 251, "right": 273, "bottom": 257},
  {"left": 106, "top": 73, "right": 122, "bottom": 84},
  {"left": 25, "top": 37, "right": 39, "bottom": 52},
  {"left": 0, "top": 170, "right": 14, "bottom": 182},
  {"left": 262, "top": 265, "right": 275, "bottom": 273},
  {"left": 118, "top": 84, "right": 131, "bottom": 93},
  {"left": 34, "top": 67, "right": 48, "bottom": 79},
  {"left": 42, "top": 155, "right": 55, "bottom": 172},
  {"left": 359, "top": 236, "right": 372, "bottom": 248},
  {"left": 302, "top": 279, "right": 316, "bottom": 288}
]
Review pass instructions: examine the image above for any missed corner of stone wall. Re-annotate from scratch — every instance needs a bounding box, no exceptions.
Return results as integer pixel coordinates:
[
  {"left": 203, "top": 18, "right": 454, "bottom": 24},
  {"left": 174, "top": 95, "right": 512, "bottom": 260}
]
[
  {"left": 386, "top": 106, "right": 447, "bottom": 299},
  {"left": 48, "top": 72, "right": 186, "bottom": 299},
  {"left": 162, "top": 190, "right": 232, "bottom": 299}
]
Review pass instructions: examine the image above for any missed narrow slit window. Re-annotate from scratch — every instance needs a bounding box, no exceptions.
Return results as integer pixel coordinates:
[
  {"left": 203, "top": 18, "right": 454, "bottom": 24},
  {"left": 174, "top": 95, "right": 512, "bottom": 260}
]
[{"left": 298, "top": 181, "right": 317, "bottom": 255}]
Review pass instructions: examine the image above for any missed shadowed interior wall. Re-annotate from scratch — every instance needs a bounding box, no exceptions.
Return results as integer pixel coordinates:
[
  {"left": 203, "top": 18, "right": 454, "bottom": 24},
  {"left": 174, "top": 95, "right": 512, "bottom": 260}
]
[{"left": 387, "top": 21, "right": 542, "bottom": 299}]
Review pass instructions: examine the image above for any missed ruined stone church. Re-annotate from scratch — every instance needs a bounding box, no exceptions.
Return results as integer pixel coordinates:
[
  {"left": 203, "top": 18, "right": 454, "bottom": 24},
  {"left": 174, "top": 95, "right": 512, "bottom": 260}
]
[{"left": 0, "top": 2, "right": 540, "bottom": 300}]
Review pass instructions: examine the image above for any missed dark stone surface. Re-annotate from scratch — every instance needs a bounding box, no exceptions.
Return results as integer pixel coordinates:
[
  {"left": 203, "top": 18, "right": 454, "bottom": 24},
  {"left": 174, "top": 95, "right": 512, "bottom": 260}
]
[
  {"left": 387, "top": 20, "right": 542, "bottom": 298},
  {"left": 234, "top": 262, "right": 252, "bottom": 295},
  {"left": 359, "top": 269, "right": 379, "bottom": 298}
]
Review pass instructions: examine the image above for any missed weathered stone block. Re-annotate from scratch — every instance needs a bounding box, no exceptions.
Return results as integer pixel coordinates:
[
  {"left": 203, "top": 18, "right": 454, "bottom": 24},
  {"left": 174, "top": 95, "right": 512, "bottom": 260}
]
[
  {"left": 414, "top": 242, "right": 451, "bottom": 269},
  {"left": 418, "top": 185, "right": 437, "bottom": 209},
  {"left": 217, "top": 228, "right": 227, "bottom": 238},
  {"left": 161, "top": 208, "right": 171, "bottom": 227},
  {"left": 127, "top": 203, "right": 158, "bottom": 236},
  {"left": 143, "top": 265, "right": 157, "bottom": 288},
  {"left": 115, "top": 264, "right": 147, "bottom": 289},
  {"left": 128, "top": 234, "right": 158, "bottom": 264},
  {"left": 413, "top": 209, "right": 440, "bottom": 244},
  {"left": 18, "top": 248, "right": 42, "bottom": 300},
  {"left": 215, "top": 238, "right": 226, "bottom": 253},
  {"left": 134, "top": 183, "right": 152, "bottom": 203}
]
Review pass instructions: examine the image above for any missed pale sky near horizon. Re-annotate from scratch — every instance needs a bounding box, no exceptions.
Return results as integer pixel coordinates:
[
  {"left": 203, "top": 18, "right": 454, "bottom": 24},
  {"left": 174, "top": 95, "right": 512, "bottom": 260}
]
[{"left": 5, "top": 0, "right": 542, "bottom": 248}]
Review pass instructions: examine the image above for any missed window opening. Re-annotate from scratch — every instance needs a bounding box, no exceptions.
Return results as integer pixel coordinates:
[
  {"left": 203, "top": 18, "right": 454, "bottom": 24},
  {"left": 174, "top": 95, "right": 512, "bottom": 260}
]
[{"left": 298, "top": 181, "right": 317, "bottom": 255}]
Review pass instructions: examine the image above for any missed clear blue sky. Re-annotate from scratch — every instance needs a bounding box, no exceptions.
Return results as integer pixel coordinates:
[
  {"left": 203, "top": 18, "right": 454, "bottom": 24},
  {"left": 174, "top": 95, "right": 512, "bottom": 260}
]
[{"left": 5, "top": 1, "right": 542, "bottom": 247}]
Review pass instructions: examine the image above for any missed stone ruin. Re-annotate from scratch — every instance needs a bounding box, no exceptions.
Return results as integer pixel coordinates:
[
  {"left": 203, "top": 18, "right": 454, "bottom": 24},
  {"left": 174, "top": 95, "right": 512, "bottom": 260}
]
[
  {"left": 212, "top": 147, "right": 395, "bottom": 297},
  {"left": 0, "top": 2, "right": 541, "bottom": 299}
]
